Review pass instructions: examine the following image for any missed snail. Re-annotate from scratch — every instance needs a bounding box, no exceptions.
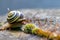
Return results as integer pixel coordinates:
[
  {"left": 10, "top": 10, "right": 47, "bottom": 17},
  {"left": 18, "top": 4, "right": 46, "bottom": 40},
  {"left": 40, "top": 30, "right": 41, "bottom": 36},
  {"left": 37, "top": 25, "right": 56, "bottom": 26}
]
[
  {"left": 7, "top": 10, "right": 25, "bottom": 23},
  {"left": 0, "top": 10, "right": 27, "bottom": 30}
]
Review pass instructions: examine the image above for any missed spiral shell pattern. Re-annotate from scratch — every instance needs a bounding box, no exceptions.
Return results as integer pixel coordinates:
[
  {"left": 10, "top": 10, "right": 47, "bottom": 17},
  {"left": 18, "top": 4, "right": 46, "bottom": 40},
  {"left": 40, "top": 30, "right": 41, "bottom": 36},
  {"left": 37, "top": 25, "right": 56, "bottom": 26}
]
[{"left": 7, "top": 10, "right": 24, "bottom": 23}]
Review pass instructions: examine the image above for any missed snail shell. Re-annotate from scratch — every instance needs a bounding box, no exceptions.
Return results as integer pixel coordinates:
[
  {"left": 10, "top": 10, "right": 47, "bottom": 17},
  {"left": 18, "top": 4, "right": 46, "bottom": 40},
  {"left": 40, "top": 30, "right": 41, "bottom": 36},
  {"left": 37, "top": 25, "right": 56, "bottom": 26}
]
[{"left": 7, "top": 10, "right": 25, "bottom": 23}]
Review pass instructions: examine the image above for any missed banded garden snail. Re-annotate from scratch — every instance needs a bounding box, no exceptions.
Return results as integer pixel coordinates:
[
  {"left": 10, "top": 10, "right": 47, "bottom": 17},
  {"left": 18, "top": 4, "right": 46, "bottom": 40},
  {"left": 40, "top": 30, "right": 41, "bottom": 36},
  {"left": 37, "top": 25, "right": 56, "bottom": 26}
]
[
  {"left": 0, "top": 10, "right": 28, "bottom": 31},
  {"left": 7, "top": 10, "right": 26, "bottom": 23}
]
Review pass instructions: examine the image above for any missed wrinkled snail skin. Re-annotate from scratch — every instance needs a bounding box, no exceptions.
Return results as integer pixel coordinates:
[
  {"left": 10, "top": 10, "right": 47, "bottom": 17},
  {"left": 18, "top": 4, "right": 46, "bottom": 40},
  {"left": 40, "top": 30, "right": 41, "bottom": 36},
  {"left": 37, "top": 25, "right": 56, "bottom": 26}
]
[
  {"left": 0, "top": 21, "right": 26, "bottom": 31},
  {"left": 0, "top": 23, "right": 11, "bottom": 30},
  {"left": 23, "top": 23, "right": 60, "bottom": 40}
]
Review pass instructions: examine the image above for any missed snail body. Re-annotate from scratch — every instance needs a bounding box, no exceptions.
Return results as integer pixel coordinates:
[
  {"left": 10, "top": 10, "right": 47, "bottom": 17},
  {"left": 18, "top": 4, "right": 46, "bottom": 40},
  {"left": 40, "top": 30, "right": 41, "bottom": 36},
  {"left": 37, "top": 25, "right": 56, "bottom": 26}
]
[{"left": 0, "top": 10, "right": 26, "bottom": 30}]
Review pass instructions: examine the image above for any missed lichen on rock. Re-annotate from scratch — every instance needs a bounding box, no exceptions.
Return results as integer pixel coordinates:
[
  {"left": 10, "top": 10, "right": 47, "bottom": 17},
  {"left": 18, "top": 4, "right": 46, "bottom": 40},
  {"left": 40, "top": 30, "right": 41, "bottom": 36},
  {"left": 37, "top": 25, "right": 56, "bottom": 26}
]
[{"left": 24, "top": 23, "right": 36, "bottom": 33}]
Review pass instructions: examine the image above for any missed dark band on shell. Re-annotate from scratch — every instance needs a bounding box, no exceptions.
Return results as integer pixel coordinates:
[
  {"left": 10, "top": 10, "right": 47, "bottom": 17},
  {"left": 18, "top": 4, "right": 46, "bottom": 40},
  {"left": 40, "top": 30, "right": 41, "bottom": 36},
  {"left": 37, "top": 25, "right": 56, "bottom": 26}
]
[{"left": 7, "top": 11, "right": 25, "bottom": 23}]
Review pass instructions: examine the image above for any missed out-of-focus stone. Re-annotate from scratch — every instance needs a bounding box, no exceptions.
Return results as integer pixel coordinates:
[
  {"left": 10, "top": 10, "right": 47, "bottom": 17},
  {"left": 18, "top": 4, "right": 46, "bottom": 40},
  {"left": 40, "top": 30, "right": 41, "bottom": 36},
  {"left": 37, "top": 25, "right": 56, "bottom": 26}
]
[{"left": 0, "top": 31, "right": 48, "bottom": 40}]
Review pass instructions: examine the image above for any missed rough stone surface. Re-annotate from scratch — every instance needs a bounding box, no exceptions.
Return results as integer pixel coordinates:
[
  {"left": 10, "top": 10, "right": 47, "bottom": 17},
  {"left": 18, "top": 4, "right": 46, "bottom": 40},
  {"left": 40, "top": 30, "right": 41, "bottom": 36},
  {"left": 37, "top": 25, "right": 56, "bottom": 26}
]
[
  {"left": 0, "top": 9, "right": 60, "bottom": 40},
  {"left": 0, "top": 31, "right": 48, "bottom": 40}
]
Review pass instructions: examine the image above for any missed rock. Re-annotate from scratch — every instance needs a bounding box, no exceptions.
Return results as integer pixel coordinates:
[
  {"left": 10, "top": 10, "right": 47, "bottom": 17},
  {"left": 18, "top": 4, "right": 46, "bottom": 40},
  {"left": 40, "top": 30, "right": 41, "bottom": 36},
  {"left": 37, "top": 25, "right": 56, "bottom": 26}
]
[{"left": 0, "top": 31, "right": 48, "bottom": 40}]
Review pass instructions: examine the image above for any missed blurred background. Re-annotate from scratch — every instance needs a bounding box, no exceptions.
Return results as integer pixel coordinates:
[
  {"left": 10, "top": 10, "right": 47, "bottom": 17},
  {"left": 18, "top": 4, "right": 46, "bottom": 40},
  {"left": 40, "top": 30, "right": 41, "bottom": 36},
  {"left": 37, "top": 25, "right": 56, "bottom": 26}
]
[
  {"left": 0, "top": 0, "right": 60, "bottom": 22},
  {"left": 0, "top": 0, "right": 60, "bottom": 15}
]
